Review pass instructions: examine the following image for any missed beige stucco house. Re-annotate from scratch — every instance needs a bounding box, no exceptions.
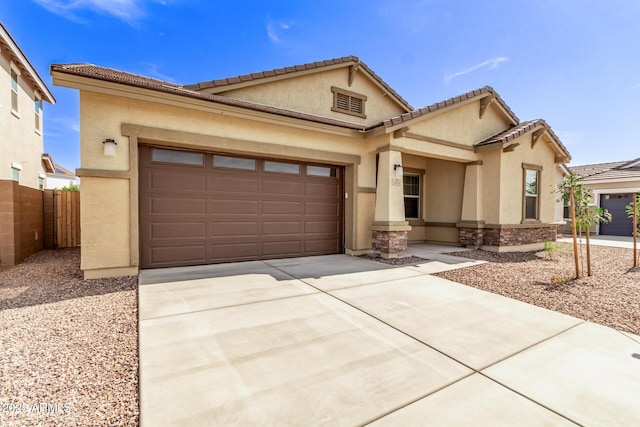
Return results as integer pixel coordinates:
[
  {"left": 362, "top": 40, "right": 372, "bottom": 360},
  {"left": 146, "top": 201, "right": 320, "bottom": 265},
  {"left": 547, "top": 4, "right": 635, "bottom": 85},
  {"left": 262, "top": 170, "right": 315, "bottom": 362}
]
[
  {"left": 569, "top": 159, "right": 640, "bottom": 236},
  {"left": 0, "top": 22, "right": 55, "bottom": 266},
  {"left": 51, "top": 56, "right": 570, "bottom": 279}
]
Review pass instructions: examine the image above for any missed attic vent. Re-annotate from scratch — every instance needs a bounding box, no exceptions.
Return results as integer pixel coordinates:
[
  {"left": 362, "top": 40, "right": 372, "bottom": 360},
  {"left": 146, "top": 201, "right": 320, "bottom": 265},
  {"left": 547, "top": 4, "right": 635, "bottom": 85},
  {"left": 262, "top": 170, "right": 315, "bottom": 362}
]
[{"left": 331, "top": 86, "right": 367, "bottom": 119}]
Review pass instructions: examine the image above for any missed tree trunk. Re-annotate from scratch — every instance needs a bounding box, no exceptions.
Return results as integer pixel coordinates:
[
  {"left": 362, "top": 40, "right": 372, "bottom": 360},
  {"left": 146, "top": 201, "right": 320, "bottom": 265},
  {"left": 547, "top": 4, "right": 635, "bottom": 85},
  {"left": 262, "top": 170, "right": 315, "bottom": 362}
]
[
  {"left": 585, "top": 225, "right": 592, "bottom": 276},
  {"left": 570, "top": 187, "right": 580, "bottom": 279}
]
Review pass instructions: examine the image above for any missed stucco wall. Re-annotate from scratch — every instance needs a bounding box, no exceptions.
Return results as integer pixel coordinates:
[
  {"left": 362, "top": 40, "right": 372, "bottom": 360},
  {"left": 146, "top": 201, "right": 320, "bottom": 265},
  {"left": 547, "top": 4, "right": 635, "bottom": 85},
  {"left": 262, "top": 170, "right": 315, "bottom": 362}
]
[
  {"left": 498, "top": 133, "right": 559, "bottom": 225},
  {"left": 0, "top": 50, "right": 45, "bottom": 189},
  {"left": 216, "top": 68, "right": 407, "bottom": 126},
  {"left": 407, "top": 100, "right": 511, "bottom": 147}
]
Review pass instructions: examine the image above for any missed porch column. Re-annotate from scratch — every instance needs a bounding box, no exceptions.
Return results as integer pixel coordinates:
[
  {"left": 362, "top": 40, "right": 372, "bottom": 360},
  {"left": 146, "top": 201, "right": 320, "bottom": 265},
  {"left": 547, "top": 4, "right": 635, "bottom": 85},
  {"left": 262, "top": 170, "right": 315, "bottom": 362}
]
[
  {"left": 458, "top": 160, "right": 485, "bottom": 247},
  {"left": 372, "top": 149, "right": 411, "bottom": 258}
]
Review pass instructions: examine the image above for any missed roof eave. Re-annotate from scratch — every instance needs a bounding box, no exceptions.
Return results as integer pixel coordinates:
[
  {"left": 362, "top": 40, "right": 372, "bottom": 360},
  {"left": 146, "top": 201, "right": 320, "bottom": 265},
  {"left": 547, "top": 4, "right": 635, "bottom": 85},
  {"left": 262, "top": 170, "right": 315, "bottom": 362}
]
[
  {"left": 50, "top": 67, "right": 369, "bottom": 136},
  {"left": 0, "top": 23, "right": 55, "bottom": 104}
]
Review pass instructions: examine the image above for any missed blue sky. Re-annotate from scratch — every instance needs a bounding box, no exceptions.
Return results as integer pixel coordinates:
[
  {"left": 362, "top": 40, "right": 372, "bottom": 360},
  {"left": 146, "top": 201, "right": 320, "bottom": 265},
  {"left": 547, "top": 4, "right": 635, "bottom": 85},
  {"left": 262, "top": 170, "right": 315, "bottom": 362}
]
[{"left": 2, "top": 0, "right": 639, "bottom": 170}]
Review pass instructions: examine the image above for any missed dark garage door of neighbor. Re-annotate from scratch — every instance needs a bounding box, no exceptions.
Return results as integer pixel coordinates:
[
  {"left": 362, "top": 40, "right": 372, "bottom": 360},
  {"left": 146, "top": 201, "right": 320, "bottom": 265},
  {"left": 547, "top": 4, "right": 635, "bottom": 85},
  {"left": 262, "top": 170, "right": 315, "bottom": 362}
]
[
  {"left": 139, "top": 146, "right": 343, "bottom": 268},
  {"left": 599, "top": 193, "right": 633, "bottom": 236}
]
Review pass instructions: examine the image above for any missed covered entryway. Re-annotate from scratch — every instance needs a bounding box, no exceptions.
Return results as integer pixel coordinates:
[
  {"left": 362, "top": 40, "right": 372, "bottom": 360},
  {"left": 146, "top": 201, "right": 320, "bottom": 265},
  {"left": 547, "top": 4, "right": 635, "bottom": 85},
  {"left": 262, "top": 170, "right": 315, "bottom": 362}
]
[
  {"left": 599, "top": 193, "right": 633, "bottom": 236},
  {"left": 139, "top": 145, "right": 343, "bottom": 268}
]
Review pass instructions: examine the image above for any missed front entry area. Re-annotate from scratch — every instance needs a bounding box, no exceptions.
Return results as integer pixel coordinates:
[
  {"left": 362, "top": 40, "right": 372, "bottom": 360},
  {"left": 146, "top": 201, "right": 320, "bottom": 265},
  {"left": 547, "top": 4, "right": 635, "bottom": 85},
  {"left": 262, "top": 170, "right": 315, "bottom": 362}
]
[{"left": 139, "top": 145, "right": 343, "bottom": 268}]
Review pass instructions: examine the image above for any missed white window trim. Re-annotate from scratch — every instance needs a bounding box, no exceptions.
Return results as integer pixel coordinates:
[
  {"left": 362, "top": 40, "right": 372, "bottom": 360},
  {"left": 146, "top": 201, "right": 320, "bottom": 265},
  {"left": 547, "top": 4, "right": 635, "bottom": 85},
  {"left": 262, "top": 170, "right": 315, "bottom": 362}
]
[
  {"left": 34, "top": 95, "right": 42, "bottom": 133},
  {"left": 11, "top": 162, "right": 23, "bottom": 171}
]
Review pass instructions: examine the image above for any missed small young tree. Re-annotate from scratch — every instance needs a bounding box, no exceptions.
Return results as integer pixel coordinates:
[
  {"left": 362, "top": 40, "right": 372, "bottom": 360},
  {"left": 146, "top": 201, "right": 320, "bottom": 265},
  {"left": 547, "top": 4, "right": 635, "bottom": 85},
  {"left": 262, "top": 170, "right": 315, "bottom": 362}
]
[
  {"left": 556, "top": 172, "right": 612, "bottom": 277},
  {"left": 626, "top": 192, "right": 640, "bottom": 267}
]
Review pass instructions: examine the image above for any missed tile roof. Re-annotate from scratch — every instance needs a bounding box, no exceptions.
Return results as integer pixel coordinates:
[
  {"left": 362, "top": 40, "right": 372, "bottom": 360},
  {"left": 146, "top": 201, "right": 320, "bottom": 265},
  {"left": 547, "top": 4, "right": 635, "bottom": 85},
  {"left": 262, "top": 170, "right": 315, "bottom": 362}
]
[
  {"left": 382, "top": 86, "right": 519, "bottom": 128},
  {"left": 50, "top": 63, "right": 376, "bottom": 131},
  {"left": 475, "top": 119, "right": 570, "bottom": 158},
  {"left": 185, "top": 55, "right": 413, "bottom": 111},
  {"left": 570, "top": 157, "right": 640, "bottom": 181}
]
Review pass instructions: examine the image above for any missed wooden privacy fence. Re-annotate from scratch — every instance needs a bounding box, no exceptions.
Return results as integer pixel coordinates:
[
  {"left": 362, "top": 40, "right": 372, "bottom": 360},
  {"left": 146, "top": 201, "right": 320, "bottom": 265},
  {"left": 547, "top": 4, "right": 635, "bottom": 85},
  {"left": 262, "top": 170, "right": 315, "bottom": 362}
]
[{"left": 43, "top": 190, "right": 80, "bottom": 248}]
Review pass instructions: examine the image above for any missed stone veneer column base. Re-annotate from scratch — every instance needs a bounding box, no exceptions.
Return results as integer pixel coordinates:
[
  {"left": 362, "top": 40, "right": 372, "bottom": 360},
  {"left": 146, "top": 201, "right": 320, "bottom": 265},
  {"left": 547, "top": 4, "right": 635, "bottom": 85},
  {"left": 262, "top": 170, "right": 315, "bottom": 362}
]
[
  {"left": 458, "top": 223, "right": 558, "bottom": 249},
  {"left": 372, "top": 230, "right": 408, "bottom": 258}
]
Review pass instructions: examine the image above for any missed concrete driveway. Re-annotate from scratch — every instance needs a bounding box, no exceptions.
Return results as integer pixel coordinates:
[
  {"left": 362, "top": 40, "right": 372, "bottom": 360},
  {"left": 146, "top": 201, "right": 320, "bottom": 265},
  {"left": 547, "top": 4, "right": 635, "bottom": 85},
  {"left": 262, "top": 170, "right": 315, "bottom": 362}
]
[{"left": 139, "top": 250, "right": 640, "bottom": 426}]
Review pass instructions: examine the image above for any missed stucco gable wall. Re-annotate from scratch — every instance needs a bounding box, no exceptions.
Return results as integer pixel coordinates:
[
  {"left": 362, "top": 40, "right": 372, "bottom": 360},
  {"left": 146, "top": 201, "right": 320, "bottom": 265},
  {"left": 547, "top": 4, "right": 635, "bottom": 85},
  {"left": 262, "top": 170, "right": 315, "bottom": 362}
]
[
  {"left": 402, "top": 101, "right": 512, "bottom": 147},
  {"left": 499, "top": 133, "right": 560, "bottom": 225},
  {"left": 215, "top": 68, "right": 407, "bottom": 126}
]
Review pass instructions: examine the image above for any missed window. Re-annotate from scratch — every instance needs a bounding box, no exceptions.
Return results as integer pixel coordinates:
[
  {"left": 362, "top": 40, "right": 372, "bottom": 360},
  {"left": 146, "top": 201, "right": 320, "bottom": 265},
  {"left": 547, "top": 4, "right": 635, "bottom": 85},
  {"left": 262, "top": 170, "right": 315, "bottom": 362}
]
[
  {"left": 331, "top": 86, "right": 367, "bottom": 118},
  {"left": 307, "top": 165, "right": 337, "bottom": 177},
  {"left": 35, "top": 98, "right": 42, "bottom": 132},
  {"left": 213, "top": 155, "right": 256, "bottom": 170},
  {"left": 11, "top": 163, "right": 22, "bottom": 182},
  {"left": 38, "top": 177, "right": 44, "bottom": 190},
  {"left": 524, "top": 168, "right": 540, "bottom": 220},
  {"left": 264, "top": 161, "right": 300, "bottom": 174},
  {"left": 403, "top": 174, "right": 421, "bottom": 219},
  {"left": 563, "top": 197, "right": 570, "bottom": 219},
  {"left": 151, "top": 148, "right": 203, "bottom": 166},
  {"left": 11, "top": 68, "right": 19, "bottom": 112}
]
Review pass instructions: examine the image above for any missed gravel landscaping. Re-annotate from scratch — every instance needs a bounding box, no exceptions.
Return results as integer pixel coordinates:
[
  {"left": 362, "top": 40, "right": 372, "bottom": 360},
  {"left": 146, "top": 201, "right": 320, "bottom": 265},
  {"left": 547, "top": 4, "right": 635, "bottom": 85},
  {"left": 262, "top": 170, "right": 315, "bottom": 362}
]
[
  {"left": 435, "top": 243, "right": 640, "bottom": 335},
  {"left": 0, "top": 248, "right": 138, "bottom": 427},
  {"left": 1, "top": 243, "right": 637, "bottom": 425}
]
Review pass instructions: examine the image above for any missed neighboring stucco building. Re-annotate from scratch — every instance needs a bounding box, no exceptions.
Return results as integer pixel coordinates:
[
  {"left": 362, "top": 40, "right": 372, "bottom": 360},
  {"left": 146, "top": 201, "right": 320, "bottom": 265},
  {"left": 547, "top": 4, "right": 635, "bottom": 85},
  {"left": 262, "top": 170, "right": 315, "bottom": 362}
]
[
  {"left": 42, "top": 153, "right": 79, "bottom": 189},
  {"left": 51, "top": 56, "right": 570, "bottom": 279},
  {"left": 0, "top": 22, "right": 55, "bottom": 267},
  {"left": 570, "top": 158, "right": 640, "bottom": 236}
]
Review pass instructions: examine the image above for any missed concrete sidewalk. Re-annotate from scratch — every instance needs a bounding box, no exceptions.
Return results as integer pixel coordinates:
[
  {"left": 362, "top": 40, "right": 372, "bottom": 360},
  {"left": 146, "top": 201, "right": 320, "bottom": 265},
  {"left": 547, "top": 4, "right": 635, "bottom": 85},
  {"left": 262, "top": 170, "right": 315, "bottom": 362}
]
[
  {"left": 558, "top": 235, "right": 637, "bottom": 249},
  {"left": 138, "top": 251, "right": 640, "bottom": 426}
]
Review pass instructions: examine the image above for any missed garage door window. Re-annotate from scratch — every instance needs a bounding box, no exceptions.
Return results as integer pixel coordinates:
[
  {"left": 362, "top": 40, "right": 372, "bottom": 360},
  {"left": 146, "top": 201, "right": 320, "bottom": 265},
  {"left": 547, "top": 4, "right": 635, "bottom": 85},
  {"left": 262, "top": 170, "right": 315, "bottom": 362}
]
[
  {"left": 307, "top": 166, "right": 337, "bottom": 177},
  {"left": 264, "top": 161, "right": 300, "bottom": 174},
  {"left": 152, "top": 148, "right": 203, "bottom": 166},
  {"left": 213, "top": 155, "right": 256, "bottom": 170}
]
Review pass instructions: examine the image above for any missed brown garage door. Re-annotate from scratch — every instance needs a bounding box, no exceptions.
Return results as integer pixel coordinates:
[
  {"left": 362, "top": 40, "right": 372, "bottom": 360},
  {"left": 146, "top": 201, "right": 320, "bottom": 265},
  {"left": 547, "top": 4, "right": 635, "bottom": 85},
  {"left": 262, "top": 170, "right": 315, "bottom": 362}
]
[{"left": 139, "top": 145, "right": 343, "bottom": 268}]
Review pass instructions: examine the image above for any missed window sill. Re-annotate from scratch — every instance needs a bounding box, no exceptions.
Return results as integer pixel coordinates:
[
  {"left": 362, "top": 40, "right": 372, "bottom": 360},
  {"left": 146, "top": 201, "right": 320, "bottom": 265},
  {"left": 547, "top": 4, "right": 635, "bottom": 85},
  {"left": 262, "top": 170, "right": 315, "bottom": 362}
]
[
  {"left": 34, "top": 128, "right": 42, "bottom": 136},
  {"left": 11, "top": 109, "right": 21, "bottom": 119},
  {"left": 331, "top": 107, "right": 366, "bottom": 119},
  {"left": 521, "top": 219, "right": 541, "bottom": 224}
]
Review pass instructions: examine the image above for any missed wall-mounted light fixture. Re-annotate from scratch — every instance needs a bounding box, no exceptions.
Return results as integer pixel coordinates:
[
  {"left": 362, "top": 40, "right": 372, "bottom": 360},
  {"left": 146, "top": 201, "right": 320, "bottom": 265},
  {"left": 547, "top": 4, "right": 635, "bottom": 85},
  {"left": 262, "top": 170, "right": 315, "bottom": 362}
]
[
  {"left": 103, "top": 138, "right": 117, "bottom": 156},
  {"left": 393, "top": 164, "right": 403, "bottom": 177}
]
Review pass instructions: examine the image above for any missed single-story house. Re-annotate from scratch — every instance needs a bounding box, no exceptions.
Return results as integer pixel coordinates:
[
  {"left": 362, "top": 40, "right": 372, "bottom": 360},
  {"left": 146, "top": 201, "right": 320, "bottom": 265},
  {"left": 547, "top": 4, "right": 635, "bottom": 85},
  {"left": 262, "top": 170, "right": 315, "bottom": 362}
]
[
  {"left": 51, "top": 56, "right": 571, "bottom": 279},
  {"left": 570, "top": 158, "right": 640, "bottom": 236},
  {"left": 41, "top": 153, "right": 79, "bottom": 189}
]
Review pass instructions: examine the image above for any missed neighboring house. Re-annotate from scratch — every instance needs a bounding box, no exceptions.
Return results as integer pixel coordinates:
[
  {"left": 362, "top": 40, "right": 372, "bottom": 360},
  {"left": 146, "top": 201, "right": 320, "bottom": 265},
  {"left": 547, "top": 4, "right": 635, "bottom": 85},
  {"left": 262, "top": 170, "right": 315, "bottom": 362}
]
[
  {"left": 51, "top": 56, "right": 570, "bottom": 279},
  {"left": 42, "top": 153, "right": 79, "bottom": 189},
  {"left": 569, "top": 158, "right": 640, "bottom": 236},
  {"left": 0, "top": 22, "right": 55, "bottom": 267}
]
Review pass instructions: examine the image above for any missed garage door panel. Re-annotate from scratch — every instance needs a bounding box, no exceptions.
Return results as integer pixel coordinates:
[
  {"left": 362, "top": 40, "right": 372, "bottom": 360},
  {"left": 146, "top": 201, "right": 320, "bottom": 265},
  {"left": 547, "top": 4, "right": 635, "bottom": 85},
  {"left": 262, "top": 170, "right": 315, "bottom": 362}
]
[
  {"left": 151, "top": 222, "right": 206, "bottom": 239},
  {"left": 150, "top": 245, "right": 207, "bottom": 264},
  {"left": 262, "top": 180, "right": 304, "bottom": 196},
  {"left": 305, "top": 201, "right": 339, "bottom": 215},
  {"left": 305, "top": 239, "right": 340, "bottom": 253},
  {"left": 262, "top": 200, "right": 302, "bottom": 215},
  {"left": 305, "top": 221, "right": 339, "bottom": 234},
  {"left": 262, "top": 221, "right": 302, "bottom": 236},
  {"left": 211, "top": 221, "right": 259, "bottom": 237},
  {"left": 211, "top": 176, "right": 259, "bottom": 194},
  {"left": 262, "top": 241, "right": 303, "bottom": 257},
  {"left": 150, "top": 198, "right": 207, "bottom": 215},
  {"left": 150, "top": 172, "right": 207, "bottom": 192},
  {"left": 211, "top": 199, "right": 259, "bottom": 215},
  {"left": 140, "top": 146, "right": 343, "bottom": 268},
  {"left": 305, "top": 181, "right": 341, "bottom": 197},
  {"left": 210, "top": 243, "right": 259, "bottom": 260}
]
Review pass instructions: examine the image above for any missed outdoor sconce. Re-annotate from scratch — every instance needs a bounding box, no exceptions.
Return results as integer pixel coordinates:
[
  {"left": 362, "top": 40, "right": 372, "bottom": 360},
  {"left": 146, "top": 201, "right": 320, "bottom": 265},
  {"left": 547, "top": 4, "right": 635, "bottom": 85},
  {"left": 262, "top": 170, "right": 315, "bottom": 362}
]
[
  {"left": 103, "top": 138, "right": 117, "bottom": 156},
  {"left": 394, "top": 164, "right": 403, "bottom": 177}
]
